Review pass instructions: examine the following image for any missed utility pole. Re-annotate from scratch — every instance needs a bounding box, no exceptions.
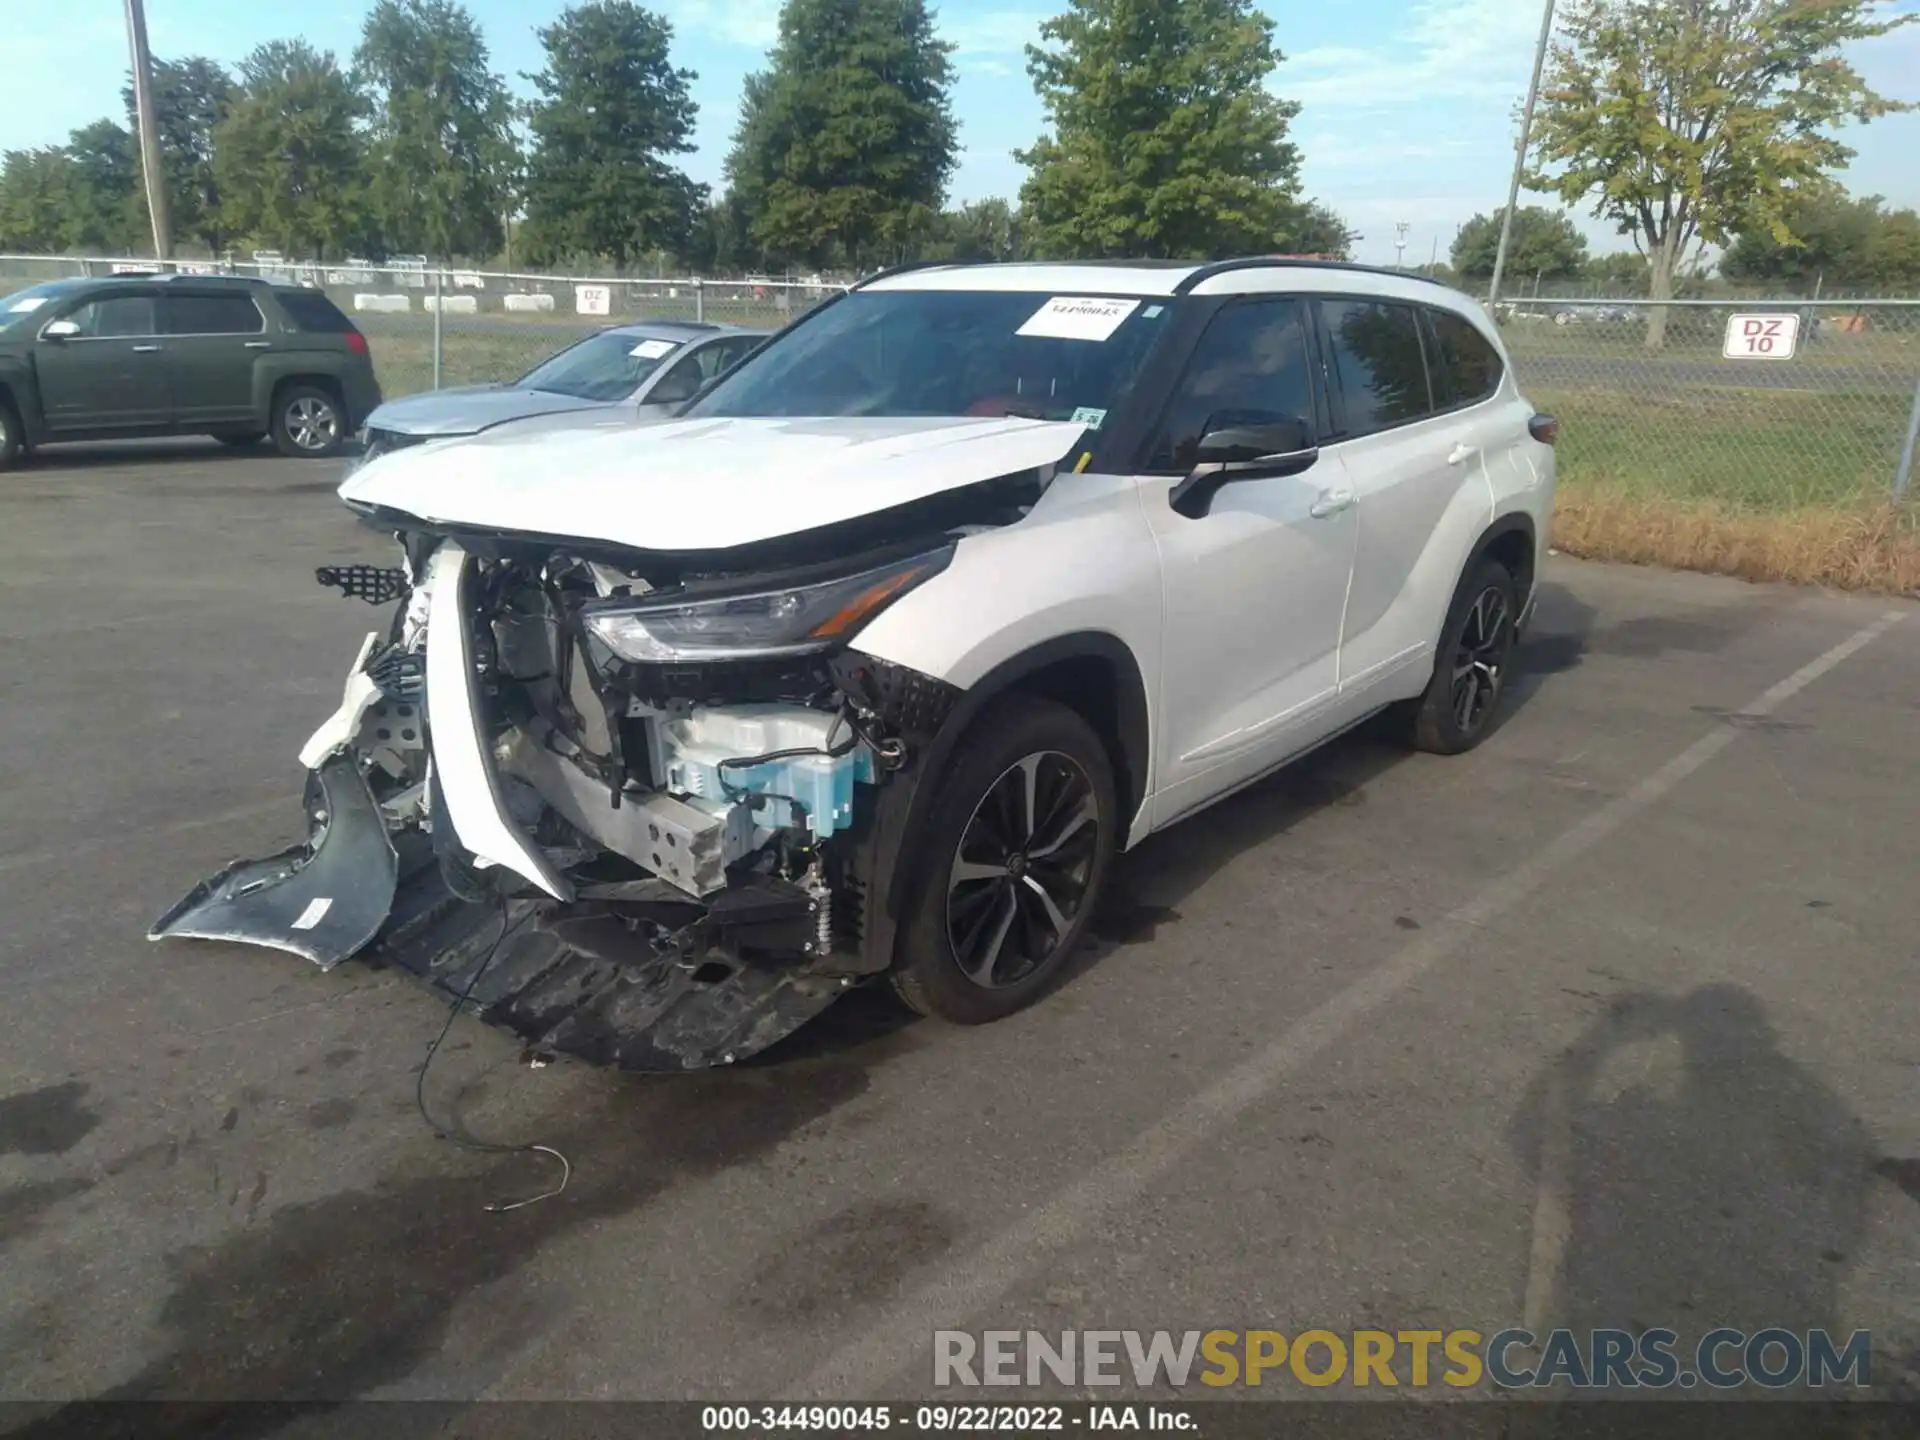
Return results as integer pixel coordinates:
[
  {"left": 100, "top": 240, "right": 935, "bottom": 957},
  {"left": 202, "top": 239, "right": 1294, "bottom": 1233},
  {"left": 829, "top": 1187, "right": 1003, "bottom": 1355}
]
[
  {"left": 1489, "top": 0, "right": 1557, "bottom": 307},
  {"left": 124, "top": 0, "right": 172, "bottom": 260},
  {"left": 1394, "top": 221, "right": 1410, "bottom": 270}
]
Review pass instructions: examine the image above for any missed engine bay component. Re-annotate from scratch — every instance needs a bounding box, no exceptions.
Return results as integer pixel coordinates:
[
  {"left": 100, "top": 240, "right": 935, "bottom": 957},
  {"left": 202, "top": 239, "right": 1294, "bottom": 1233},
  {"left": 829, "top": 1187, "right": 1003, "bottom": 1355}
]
[
  {"left": 316, "top": 563, "right": 410, "bottom": 606},
  {"left": 154, "top": 515, "right": 976, "bottom": 1069},
  {"left": 646, "top": 705, "right": 875, "bottom": 841}
]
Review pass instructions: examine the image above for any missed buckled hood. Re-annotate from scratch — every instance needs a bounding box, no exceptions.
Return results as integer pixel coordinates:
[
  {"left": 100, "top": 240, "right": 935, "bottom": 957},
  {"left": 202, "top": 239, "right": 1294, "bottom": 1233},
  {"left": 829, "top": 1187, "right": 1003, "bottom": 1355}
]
[{"left": 337, "top": 414, "right": 1090, "bottom": 551}]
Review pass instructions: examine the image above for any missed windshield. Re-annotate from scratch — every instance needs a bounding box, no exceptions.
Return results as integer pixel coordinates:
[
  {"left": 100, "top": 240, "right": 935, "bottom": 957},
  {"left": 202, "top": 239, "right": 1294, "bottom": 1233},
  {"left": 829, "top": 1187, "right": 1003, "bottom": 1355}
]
[
  {"left": 0, "top": 282, "right": 76, "bottom": 332},
  {"left": 516, "top": 332, "right": 684, "bottom": 401},
  {"left": 684, "top": 290, "right": 1173, "bottom": 423}
]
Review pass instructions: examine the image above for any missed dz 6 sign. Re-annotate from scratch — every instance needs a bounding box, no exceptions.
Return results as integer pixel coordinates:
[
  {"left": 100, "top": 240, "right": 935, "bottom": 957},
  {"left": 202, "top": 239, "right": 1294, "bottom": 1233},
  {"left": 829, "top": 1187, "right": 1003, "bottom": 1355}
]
[{"left": 1724, "top": 313, "right": 1801, "bottom": 360}]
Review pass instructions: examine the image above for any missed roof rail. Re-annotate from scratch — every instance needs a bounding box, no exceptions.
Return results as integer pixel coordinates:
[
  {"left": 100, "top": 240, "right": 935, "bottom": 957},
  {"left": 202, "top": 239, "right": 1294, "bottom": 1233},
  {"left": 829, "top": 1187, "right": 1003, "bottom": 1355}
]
[
  {"left": 850, "top": 259, "right": 952, "bottom": 291},
  {"left": 1173, "top": 257, "right": 1454, "bottom": 295}
]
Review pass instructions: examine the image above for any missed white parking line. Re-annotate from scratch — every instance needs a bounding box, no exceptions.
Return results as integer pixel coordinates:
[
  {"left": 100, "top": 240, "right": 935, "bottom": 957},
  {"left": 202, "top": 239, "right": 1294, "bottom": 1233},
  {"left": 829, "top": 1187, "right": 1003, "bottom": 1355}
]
[{"left": 791, "top": 608, "right": 1908, "bottom": 1399}]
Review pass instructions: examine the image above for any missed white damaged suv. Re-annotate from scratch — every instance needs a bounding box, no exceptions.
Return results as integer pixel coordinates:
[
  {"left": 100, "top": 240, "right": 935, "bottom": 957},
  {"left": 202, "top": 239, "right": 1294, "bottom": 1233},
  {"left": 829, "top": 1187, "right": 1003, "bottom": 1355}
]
[{"left": 152, "top": 259, "right": 1558, "bottom": 1070}]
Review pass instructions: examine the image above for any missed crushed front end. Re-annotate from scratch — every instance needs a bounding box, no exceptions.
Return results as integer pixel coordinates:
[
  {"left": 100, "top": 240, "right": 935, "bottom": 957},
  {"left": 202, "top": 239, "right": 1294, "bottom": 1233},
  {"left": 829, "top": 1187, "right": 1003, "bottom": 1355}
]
[{"left": 147, "top": 503, "right": 1003, "bottom": 1071}]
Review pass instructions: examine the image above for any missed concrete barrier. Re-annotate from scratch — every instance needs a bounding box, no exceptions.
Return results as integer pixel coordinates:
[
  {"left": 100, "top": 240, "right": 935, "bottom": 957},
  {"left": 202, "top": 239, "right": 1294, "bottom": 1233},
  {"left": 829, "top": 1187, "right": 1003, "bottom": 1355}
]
[
  {"left": 423, "top": 294, "right": 478, "bottom": 315},
  {"left": 354, "top": 294, "right": 411, "bottom": 313},
  {"left": 504, "top": 293, "right": 557, "bottom": 313}
]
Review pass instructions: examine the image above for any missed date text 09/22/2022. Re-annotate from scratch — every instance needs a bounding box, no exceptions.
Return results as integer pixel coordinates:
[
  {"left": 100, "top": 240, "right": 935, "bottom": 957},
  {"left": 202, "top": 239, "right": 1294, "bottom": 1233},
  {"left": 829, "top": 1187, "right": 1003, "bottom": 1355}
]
[{"left": 701, "top": 1406, "right": 1194, "bottom": 1432}]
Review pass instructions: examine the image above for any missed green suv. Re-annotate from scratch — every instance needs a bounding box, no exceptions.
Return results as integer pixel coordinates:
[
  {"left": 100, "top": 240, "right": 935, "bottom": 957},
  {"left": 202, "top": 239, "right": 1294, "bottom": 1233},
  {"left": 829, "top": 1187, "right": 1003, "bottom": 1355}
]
[{"left": 0, "top": 274, "right": 383, "bottom": 466}]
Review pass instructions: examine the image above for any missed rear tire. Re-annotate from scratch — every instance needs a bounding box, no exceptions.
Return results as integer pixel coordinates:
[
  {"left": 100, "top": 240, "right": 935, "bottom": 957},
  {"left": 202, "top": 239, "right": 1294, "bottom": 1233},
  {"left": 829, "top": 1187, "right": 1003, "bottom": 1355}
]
[
  {"left": 890, "top": 695, "right": 1117, "bottom": 1025},
  {"left": 1399, "top": 558, "right": 1520, "bottom": 756},
  {"left": 271, "top": 385, "right": 346, "bottom": 459},
  {"left": 0, "top": 400, "right": 22, "bottom": 470}
]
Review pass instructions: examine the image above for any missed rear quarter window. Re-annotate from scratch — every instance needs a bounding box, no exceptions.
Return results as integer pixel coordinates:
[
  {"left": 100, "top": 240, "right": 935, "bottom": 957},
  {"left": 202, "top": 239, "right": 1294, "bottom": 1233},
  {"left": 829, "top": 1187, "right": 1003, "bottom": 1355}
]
[
  {"left": 1422, "top": 307, "right": 1504, "bottom": 409},
  {"left": 273, "top": 289, "right": 357, "bottom": 334}
]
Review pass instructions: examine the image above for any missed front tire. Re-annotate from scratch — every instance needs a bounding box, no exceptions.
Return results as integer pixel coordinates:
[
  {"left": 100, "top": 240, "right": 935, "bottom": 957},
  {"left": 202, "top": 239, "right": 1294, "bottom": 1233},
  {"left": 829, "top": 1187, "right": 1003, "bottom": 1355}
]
[
  {"left": 271, "top": 385, "right": 346, "bottom": 459},
  {"left": 891, "top": 695, "right": 1118, "bottom": 1024},
  {"left": 0, "top": 400, "right": 22, "bottom": 470},
  {"left": 1402, "top": 558, "right": 1520, "bottom": 755}
]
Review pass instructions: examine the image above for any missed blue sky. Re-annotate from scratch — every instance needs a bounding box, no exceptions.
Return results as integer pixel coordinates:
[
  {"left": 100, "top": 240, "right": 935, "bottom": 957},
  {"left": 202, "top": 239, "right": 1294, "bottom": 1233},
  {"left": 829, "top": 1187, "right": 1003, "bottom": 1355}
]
[{"left": 9, "top": 0, "right": 1919, "bottom": 266}]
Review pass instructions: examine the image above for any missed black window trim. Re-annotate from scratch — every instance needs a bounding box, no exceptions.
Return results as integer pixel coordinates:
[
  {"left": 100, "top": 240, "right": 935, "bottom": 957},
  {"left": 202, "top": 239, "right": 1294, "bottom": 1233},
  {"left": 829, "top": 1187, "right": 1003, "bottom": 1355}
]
[
  {"left": 1123, "top": 292, "right": 1331, "bottom": 477},
  {"left": 1417, "top": 303, "right": 1506, "bottom": 417},
  {"left": 43, "top": 287, "right": 161, "bottom": 341},
  {"left": 1314, "top": 293, "right": 1441, "bottom": 443},
  {"left": 157, "top": 289, "right": 267, "bottom": 338}
]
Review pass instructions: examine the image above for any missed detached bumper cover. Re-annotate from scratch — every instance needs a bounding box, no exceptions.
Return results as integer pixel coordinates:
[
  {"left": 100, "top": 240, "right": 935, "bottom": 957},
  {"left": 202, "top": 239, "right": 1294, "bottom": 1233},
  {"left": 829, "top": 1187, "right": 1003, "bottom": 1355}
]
[{"left": 146, "top": 753, "right": 398, "bottom": 969}]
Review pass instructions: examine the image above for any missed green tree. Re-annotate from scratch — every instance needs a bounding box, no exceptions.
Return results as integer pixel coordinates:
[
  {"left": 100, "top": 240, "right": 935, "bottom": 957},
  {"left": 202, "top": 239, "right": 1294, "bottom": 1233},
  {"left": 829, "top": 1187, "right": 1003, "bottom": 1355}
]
[
  {"left": 64, "top": 120, "right": 144, "bottom": 252},
  {"left": 725, "top": 0, "right": 959, "bottom": 268},
  {"left": 0, "top": 147, "right": 78, "bottom": 252},
  {"left": 1722, "top": 185, "right": 1920, "bottom": 291},
  {"left": 354, "top": 0, "right": 517, "bottom": 260},
  {"left": 123, "top": 57, "right": 235, "bottom": 254},
  {"left": 928, "top": 197, "right": 1026, "bottom": 263},
  {"left": 1016, "top": 0, "right": 1303, "bottom": 259},
  {"left": 689, "top": 190, "right": 764, "bottom": 273},
  {"left": 1278, "top": 201, "right": 1358, "bottom": 259},
  {"left": 521, "top": 2, "right": 704, "bottom": 268},
  {"left": 1451, "top": 206, "right": 1588, "bottom": 281},
  {"left": 1584, "top": 250, "right": 1652, "bottom": 292},
  {"left": 215, "top": 42, "right": 369, "bottom": 260},
  {"left": 1527, "top": 0, "right": 1914, "bottom": 347}
]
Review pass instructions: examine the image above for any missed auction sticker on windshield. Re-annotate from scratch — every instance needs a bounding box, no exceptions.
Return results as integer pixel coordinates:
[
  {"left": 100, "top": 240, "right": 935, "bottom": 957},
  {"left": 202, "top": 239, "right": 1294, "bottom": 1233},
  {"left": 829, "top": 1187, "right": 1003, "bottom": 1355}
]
[
  {"left": 1018, "top": 296, "right": 1140, "bottom": 342},
  {"left": 631, "top": 339, "right": 677, "bottom": 359},
  {"left": 7, "top": 297, "right": 49, "bottom": 313}
]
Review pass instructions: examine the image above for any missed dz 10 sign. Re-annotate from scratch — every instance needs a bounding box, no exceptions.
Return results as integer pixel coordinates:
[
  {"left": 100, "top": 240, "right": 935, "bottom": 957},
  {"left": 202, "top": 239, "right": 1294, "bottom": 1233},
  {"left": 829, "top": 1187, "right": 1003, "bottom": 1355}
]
[{"left": 1724, "top": 313, "right": 1801, "bottom": 360}]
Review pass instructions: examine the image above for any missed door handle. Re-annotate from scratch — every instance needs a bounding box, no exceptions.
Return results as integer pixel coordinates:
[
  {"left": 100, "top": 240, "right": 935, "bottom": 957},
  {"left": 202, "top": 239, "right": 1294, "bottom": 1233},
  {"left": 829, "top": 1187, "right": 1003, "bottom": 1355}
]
[
  {"left": 131, "top": 344, "right": 161, "bottom": 353},
  {"left": 1448, "top": 443, "right": 1480, "bottom": 466},
  {"left": 244, "top": 340, "right": 272, "bottom": 349},
  {"left": 1309, "top": 487, "right": 1355, "bottom": 519}
]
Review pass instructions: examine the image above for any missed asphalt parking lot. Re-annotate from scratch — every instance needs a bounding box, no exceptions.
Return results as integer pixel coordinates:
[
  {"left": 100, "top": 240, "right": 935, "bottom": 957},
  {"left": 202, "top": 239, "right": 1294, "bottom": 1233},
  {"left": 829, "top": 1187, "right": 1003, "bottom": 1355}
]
[{"left": 2, "top": 441, "right": 1918, "bottom": 1413}]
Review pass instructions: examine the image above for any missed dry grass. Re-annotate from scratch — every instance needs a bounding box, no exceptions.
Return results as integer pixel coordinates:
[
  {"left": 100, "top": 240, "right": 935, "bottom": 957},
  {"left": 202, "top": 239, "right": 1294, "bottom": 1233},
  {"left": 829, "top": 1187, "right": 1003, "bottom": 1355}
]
[{"left": 1552, "top": 487, "right": 1920, "bottom": 596}]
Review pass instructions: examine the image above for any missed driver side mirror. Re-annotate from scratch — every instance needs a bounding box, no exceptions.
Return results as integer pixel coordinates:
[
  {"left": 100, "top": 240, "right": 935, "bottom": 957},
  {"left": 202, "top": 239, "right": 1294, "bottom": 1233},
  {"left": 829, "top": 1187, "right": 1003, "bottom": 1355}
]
[
  {"left": 1169, "top": 417, "right": 1320, "bottom": 519},
  {"left": 40, "top": 318, "right": 80, "bottom": 341}
]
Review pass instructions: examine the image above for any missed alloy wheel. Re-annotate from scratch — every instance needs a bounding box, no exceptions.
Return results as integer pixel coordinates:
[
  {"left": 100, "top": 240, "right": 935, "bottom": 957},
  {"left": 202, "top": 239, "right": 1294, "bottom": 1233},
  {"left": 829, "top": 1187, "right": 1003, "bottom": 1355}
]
[
  {"left": 945, "top": 751, "right": 1100, "bottom": 989},
  {"left": 285, "top": 396, "right": 340, "bottom": 452},
  {"left": 1451, "top": 585, "right": 1512, "bottom": 734}
]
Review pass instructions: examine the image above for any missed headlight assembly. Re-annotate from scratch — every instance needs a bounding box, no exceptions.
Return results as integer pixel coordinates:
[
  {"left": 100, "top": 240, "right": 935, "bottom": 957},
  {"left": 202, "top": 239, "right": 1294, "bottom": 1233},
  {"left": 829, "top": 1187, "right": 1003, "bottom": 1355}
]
[{"left": 582, "top": 546, "right": 954, "bottom": 662}]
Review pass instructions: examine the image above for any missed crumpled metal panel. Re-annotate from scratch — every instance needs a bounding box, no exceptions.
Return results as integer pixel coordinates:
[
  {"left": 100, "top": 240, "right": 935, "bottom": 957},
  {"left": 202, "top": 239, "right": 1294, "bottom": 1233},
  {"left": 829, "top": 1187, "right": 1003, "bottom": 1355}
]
[{"left": 146, "top": 754, "right": 399, "bottom": 969}]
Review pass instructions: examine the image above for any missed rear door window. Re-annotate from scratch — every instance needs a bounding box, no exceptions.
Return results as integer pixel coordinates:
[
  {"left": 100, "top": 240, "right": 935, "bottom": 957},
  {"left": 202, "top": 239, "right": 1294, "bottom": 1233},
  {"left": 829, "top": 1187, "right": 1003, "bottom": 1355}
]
[
  {"left": 1422, "top": 307, "right": 1503, "bottom": 409},
  {"left": 159, "top": 293, "right": 265, "bottom": 335},
  {"left": 1317, "top": 299, "right": 1433, "bottom": 438},
  {"left": 1145, "top": 298, "right": 1316, "bottom": 471}
]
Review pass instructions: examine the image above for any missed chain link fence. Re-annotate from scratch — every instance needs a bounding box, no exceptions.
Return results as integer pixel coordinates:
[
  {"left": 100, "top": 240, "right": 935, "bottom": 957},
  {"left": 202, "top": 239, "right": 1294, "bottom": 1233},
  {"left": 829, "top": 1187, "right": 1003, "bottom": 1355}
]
[
  {"left": 1495, "top": 299, "right": 1920, "bottom": 510},
  {"left": 0, "top": 252, "right": 846, "bottom": 398},
  {"left": 4, "top": 253, "right": 1917, "bottom": 511}
]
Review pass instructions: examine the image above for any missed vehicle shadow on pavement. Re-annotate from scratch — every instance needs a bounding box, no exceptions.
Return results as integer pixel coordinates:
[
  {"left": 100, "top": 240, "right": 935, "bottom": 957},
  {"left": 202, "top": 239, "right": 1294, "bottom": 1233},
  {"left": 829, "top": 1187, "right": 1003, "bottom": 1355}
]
[
  {"left": 21, "top": 440, "right": 285, "bottom": 470},
  {"left": 1072, "top": 591, "right": 1591, "bottom": 975},
  {"left": 1507, "top": 984, "right": 1890, "bottom": 1426}
]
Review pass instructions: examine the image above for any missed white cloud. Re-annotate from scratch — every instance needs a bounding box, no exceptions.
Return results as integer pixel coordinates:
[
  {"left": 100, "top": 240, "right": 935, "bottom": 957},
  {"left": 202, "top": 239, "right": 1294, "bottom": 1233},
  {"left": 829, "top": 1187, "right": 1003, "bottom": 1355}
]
[
  {"left": 658, "top": 0, "right": 784, "bottom": 49},
  {"left": 962, "top": 58, "right": 1019, "bottom": 77},
  {"left": 1279, "top": 0, "right": 1547, "bottom": 109},
  {"left": 941, "top": 10, "right": 1048, "bottom": 56},
  {"left": 653, "top": 3, "right": 1045, "bottom": 59}
]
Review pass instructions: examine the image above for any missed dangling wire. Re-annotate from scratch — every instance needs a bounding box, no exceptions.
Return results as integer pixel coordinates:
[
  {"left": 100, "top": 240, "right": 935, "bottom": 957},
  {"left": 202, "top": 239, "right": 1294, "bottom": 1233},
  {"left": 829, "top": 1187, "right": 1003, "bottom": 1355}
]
[{"left": 414, "top": 896, "right": 572, "bottom": 1213}]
